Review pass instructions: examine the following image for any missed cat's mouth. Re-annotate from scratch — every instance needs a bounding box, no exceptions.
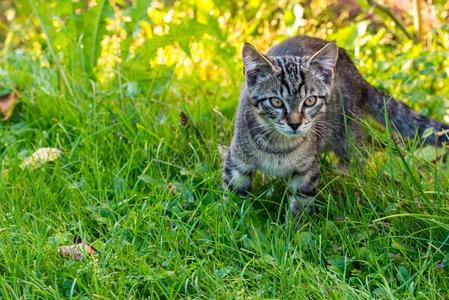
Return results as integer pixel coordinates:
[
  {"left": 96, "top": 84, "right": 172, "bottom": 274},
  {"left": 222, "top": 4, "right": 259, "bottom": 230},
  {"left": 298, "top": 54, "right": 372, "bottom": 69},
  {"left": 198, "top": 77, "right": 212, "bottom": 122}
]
[
  {"left": 276, "top": 123, "right": 311, "bottom": 137},
  {"left": 278, "top": 127, "right": 306, "bottom": 137}
]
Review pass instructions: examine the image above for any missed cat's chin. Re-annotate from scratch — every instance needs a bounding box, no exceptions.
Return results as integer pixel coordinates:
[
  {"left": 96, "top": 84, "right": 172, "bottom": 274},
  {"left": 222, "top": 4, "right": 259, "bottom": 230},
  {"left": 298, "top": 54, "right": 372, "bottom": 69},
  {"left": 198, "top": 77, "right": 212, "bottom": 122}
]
[{"left": 280, "top": 130, "right": 306, "bottom": 138}]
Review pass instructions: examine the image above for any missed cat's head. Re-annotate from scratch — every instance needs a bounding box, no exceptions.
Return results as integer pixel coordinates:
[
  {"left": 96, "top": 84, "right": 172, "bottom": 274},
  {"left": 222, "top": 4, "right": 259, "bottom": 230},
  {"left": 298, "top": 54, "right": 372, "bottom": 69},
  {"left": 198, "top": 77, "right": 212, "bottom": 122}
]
[{"left": 242, "top": 42, "right": 338, "bottom": 137}]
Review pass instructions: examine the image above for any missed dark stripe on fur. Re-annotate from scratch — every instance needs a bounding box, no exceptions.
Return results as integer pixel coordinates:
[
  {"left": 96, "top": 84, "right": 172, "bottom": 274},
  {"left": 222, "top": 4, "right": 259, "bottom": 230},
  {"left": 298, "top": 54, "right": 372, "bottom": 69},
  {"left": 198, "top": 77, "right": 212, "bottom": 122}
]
[
  {"left": 293, "top": 163, "right": 314, "bottom": 176},
  {"left": 279, "top": 71, "right": 292, "bottom": 95},
  {"left": 308, "top": 103, "right": 323, "bottom": 118},
  {"left": 300, "top": 189, "right": 316, "bottom": 197},
  {"left": 297, "top": 69, "right": 305, "bottom": 94},
  {"left": 307, "top": 171, "right": 319, "bottom": 185}
]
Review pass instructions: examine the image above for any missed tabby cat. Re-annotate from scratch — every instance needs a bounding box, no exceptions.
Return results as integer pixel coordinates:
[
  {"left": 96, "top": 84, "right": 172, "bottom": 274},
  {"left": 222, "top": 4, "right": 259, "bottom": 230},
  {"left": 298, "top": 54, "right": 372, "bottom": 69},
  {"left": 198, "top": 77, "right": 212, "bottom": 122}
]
[{"left": 223, "top": 35, "right": 449, "bottom": 215}]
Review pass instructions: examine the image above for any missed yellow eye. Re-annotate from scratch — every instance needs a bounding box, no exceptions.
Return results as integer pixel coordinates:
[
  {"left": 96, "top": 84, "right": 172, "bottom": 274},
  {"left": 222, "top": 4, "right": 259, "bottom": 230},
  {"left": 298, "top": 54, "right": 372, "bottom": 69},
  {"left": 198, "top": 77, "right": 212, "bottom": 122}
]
[
  {"left": 304, "top": 97, "right": 317, "bottom": 107},
  {"left": 270, "top": 98, "right": 284, "bottom": 108}
]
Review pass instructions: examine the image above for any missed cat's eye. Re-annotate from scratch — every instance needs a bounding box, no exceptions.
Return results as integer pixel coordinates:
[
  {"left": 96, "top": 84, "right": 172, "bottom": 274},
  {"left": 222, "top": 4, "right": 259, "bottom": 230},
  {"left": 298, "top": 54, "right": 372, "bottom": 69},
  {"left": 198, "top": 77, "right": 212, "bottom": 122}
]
[
  {"left": 304, "top": 97, "right": 317, "bottom": 107},
  {"left": 270, "top": 98, "right": 284, "bottom": 108}
]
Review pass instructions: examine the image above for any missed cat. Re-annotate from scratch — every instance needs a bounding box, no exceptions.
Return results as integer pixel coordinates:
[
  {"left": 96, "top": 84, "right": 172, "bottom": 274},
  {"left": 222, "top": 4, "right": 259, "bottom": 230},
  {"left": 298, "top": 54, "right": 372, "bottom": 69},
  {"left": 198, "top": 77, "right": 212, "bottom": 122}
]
[{"left": 222, "top": 35, "right": 449, "bottom": 215}]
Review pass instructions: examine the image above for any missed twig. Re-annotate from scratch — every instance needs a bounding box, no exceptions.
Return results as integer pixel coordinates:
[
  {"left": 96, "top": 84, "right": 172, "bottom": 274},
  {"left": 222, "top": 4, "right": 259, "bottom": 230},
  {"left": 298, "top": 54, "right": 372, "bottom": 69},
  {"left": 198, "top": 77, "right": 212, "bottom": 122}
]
[
  {"left": 413, "top": 0, "right": 424, "bottom": 42},
  {"left": 367, "top": 0, "right": 416, "bottom": 41}
]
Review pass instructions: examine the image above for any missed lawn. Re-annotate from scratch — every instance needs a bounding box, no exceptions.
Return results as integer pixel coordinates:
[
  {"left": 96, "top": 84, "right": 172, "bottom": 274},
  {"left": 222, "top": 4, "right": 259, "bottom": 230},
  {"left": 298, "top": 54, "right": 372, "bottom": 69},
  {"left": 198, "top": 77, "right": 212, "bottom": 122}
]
[{"left": 1, "top": 1, "right": 449, "bottom": 298}]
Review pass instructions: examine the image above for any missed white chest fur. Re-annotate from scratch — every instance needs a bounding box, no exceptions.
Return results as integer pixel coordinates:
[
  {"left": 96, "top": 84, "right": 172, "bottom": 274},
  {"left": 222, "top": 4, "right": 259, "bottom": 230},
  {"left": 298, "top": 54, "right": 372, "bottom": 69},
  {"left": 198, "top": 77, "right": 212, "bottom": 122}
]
[{"left": 254, "top": 148, "right": 309, "bottom": 177}]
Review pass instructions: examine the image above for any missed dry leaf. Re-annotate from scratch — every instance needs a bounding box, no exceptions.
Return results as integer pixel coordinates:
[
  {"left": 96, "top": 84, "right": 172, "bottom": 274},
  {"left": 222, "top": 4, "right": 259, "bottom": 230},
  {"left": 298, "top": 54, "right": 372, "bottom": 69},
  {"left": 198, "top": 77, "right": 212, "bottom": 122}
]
[
  {"left": 58, "top": 237, "right": 95, "bottom": 261},
  {"left": 21, "top": 147, "right": 62, "bottom": 169},
  {"left": 0, "top": 91, "right": 18, "bottom": 121},
  {"left": 166, "top": 182, "right": 176, "bottom": 193}
]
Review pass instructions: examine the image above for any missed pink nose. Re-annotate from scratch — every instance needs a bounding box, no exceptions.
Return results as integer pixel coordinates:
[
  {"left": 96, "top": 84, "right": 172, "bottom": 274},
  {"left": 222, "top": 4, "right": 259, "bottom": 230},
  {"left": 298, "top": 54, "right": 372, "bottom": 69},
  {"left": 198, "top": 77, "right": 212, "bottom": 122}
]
[{"left": 286, "top": 112, "right": 302, "bottom": 126}]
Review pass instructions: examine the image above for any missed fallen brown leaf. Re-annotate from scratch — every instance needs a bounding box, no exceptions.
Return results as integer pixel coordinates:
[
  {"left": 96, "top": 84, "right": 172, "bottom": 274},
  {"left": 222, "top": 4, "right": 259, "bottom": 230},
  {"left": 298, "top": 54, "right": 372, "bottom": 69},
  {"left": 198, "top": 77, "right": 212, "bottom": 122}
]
[
  {"left": 0, "top": 91, "right": 18, "bottom": 121},
  {"left": 58, "top": 237, "right": 95, "bottom": 261},
  {"left": 20, "top": 147, "right": 62, "bottom": 169},
  {"left": 166, "top": 182, "right": 176, "bottom": 193}
]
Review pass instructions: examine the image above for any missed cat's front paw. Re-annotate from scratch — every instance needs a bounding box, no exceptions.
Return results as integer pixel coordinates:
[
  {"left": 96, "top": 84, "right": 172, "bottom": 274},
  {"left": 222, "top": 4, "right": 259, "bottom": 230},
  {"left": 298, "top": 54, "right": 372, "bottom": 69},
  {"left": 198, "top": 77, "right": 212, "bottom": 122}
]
[
  {"left": 289, "top": 194, "right": 315, "bottom": 216},
  {"left": 222, "top": 165, "right": 252, "bottom": 196},
  {"left": 223, "top": 176, "right": 251, "bottom": 196}
]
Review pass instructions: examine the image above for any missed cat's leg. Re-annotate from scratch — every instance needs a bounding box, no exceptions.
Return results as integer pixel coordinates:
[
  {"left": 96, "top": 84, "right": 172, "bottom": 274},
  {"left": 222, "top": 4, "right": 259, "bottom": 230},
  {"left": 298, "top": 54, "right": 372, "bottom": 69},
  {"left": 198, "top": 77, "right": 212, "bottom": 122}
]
[
  {"left": 288, "top": 161, "right": 319, "bottom": 216},
  {"left": 223, "top": 151, "right": 253, "bottom": 196}
]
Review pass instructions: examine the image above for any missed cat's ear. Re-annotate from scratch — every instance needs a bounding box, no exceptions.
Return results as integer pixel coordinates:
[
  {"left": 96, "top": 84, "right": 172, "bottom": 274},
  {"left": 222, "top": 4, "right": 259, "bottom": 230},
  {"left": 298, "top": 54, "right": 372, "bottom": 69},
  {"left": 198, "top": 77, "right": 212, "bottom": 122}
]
[
  {"left": 242, "top": 43, "right": 277, "bottom": 87},
  {"left": 306, "top": 42, "right": 338, "bottom": 85}
]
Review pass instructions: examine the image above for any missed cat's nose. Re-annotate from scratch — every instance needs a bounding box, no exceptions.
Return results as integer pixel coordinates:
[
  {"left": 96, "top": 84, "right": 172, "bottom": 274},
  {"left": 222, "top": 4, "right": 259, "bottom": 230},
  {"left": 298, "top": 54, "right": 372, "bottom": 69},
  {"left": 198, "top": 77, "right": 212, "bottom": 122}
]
[{"left": 288, "top": 123, "right": 300, "bottom": 131}]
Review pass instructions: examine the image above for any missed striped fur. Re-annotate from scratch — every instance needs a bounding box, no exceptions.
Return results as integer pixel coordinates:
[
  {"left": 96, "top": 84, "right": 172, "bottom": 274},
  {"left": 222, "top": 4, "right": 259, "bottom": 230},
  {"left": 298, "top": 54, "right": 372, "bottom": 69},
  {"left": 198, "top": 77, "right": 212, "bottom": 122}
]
[{"left": 223, "top": 36, "right": 449, "bottom": 215}]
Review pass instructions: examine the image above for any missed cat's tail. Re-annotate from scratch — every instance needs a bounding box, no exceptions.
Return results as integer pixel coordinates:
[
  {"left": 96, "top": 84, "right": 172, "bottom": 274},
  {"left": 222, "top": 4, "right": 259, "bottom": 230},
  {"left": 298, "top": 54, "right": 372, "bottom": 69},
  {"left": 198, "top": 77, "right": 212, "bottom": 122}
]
[{"left": 363, "top": 84, "right": 449, "bottom": 145}]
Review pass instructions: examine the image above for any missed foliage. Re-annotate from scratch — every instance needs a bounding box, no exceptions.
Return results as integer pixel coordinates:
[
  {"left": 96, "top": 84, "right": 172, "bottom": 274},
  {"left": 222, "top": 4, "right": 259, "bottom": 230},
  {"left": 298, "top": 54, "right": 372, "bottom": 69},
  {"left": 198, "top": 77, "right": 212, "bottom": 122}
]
[{"left": 0, "top": 0, "right": 449, "bottom": 298}]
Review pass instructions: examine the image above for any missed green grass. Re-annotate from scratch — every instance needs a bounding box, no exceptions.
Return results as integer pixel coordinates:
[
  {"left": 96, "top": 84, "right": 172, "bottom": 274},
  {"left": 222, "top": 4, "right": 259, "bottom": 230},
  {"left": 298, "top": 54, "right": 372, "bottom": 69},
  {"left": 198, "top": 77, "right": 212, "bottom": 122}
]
[
  {"left": 1, "top": 2, "right": 449, "bottom": 296},
  {"left": 1, "top": 50, "right": 449, "bottom": 299}
]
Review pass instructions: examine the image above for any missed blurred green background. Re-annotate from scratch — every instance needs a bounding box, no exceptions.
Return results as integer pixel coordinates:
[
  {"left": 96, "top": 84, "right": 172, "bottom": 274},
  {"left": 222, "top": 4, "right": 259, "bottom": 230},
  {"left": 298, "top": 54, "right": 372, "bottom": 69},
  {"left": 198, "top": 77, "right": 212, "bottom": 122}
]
[{"left": 1, "top": 0, "right": 449, "bottom": 117}]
